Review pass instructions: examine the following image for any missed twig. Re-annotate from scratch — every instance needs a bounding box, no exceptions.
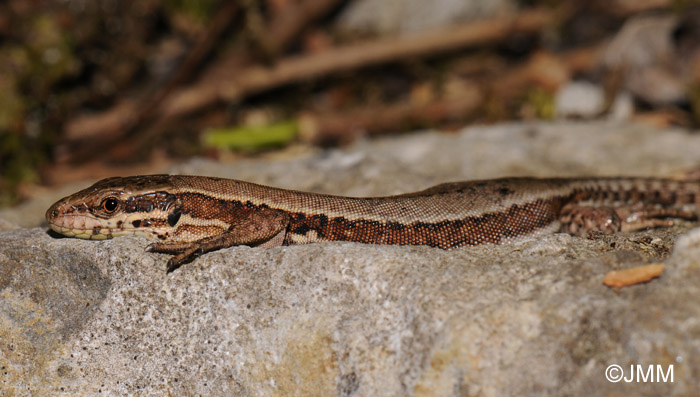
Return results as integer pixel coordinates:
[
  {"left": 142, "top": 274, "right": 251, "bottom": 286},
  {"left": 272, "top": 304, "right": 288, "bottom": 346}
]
[
  {"left": 298, "top": 85, "right": 483, "bottom": 145},
  {"left": 135, "top": 2, "right": 242, "bottom": 127},
  {"left": 297, "top": 42, "right": 606, "bottom": 145},
  {"left": 64, "top": 1, "right": 241, "bottom": 143},
  {"left": 63, "top": 0, "right": 345, "bottom": 162},
  {"left": 160, "top": 8, "right": 557, "bottom": 119}
]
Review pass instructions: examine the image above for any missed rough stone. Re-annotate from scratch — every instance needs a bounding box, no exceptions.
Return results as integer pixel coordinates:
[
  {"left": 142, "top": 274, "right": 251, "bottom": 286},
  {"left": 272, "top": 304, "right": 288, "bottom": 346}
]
[
  {"left": 1, "top": 225, "right": 698, "bottom": 395},
  {"left": 336, "top": 0, "right": 515, "bottom": 36},
  {"left": 555, "top": 81, "right": 605, "bottom": 118},
  {"left": 1, "top": 120, "right": 699, "bottom": 395}
]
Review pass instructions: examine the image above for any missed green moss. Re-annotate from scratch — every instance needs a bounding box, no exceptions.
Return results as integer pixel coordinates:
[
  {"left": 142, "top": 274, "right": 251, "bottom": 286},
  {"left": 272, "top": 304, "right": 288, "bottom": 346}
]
[
  {"left": 523, "top": 88, "right": 556, "bottom": 120},
  {"left": 203, "top": 121, "right": 299, "bottom": 152}
]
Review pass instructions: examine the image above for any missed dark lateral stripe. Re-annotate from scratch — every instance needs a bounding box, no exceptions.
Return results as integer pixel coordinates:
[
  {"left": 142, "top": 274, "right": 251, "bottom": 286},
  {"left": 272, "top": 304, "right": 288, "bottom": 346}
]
[
  {"left": 285, "top": 197, "right": 565, "bottom": 248},
  {"left": 177, "top": 192, "right": 246, "bottom": 224},
  {"left": 176, "top": 191, "right": 566, "bottom": 248},
  {"left": 124, "top": 192, "right": 177, "bottom": 213}
]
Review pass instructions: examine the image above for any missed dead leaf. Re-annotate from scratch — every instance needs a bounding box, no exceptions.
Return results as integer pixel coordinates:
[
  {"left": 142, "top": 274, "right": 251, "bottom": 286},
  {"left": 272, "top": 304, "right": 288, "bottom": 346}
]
[{"left": 603, "top": 263, "right": 665, "bottom": 288}]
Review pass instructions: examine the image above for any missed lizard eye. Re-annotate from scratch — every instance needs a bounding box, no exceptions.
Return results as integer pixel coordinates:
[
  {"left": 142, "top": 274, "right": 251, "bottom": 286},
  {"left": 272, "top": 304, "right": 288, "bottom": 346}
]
[{"left": 102, "top": 197, "right": 119, "bottom": 213}]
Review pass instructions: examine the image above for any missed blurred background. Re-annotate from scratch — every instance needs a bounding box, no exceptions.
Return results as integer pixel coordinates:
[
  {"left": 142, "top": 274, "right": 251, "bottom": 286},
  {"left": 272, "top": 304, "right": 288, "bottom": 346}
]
[{"left": 0, "top": 0, "right": 699, "bottom": 207}]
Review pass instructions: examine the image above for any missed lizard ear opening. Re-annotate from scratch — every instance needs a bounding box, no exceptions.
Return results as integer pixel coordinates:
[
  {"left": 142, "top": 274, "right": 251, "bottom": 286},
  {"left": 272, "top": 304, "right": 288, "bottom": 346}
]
[{"left": 167, "top": 205, "right": 182, "bottom": 227}]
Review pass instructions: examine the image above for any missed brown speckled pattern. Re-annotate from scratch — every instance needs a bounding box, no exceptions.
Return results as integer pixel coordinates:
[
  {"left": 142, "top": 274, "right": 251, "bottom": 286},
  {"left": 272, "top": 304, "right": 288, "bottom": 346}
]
[
  {"left": 46, "top": 175, "right": 700, "bottom": 261},
  {"left": 281, "top": 197, "right": 565, "bottom": 247}
]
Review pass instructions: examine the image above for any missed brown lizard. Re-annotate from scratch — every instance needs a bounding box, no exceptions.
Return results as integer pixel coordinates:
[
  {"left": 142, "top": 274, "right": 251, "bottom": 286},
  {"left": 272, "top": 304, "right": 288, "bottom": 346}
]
[{"left": 46, "top": 175, "right": 700, "bottom": 272}]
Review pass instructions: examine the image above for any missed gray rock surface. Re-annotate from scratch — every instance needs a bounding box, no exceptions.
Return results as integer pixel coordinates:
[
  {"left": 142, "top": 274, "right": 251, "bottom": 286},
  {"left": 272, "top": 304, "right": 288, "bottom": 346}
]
[
  {"left": 601, "top": 14, "right": 693, "bottom": 106},
  {"left": 336, "top": 0, "right": 514, "bottom": 36},
  {"left": 2, "top": 120, "right": 700, "bottom": 395},
  {"left": 555, "top": 81, "right": 605, "bottom": 118}
]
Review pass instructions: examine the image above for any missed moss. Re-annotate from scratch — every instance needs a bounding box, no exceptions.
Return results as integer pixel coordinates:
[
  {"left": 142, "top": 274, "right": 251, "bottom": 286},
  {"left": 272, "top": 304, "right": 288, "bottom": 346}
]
[
  {"left": 522, "top": 88, "right": 556, "bottom": 120},
  {"left": 202, "top": 121, "right": 299, "bottom": 152}
]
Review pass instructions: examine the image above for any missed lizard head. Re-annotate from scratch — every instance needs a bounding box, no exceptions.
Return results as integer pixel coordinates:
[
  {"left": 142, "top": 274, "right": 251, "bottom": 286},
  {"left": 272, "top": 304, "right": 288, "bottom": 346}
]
[{"left": 46, "top": 175, "right": 181, "bottom": 240}]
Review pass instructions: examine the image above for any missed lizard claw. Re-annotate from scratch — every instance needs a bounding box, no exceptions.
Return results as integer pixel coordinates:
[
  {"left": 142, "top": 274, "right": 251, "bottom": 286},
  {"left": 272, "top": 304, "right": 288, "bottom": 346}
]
[{"left": 166, "top": 258, "right": 184, "bottom": 273}]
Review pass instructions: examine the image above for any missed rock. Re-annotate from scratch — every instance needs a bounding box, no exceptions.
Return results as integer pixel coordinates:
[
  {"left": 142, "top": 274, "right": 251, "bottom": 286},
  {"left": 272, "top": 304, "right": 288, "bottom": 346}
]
[
  {"left": 336, "top": 0, "right": 515, "bottom": 36},
  {"left": 1, "top": 224, "right": 698, "bottom": 395},
  {"left": 555, "top": 81, "right": 605, "bottom": 118},
  {"left": 608, "top": 92, "right": 634, "bottom": 121},
  {"left": 601, "top": 14, "right": 699, "bottom": 106},
  {"left": 0, "top": 218, "right": 19, "bottom": 232},
  {"left": 2, "top": 120, "right": 700, "bottom": 394}
]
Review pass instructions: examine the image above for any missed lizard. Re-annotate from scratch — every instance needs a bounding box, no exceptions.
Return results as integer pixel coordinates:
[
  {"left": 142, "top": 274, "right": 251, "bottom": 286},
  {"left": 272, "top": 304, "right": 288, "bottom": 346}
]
[{"left": 45, "top": 174, "right": 700, "bottom": 272}]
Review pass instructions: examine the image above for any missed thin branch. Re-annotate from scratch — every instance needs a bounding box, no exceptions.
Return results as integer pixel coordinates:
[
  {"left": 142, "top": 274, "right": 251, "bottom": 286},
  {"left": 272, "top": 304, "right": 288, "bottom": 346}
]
[
  {"left": 63, "top": 0, "right": 345, "bottom": 161},
  {"left": 298, "top": 86, "right": 483, "bottom": 145},
  {"left": 160, "top": 8, "right": 557, "bottom": 118}
]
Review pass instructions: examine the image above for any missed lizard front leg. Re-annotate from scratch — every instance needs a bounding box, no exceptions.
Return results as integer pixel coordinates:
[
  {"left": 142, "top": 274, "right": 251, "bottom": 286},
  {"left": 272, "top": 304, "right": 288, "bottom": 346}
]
[{"left": 148, "top": 208, "right": 290, "bottom": 272}]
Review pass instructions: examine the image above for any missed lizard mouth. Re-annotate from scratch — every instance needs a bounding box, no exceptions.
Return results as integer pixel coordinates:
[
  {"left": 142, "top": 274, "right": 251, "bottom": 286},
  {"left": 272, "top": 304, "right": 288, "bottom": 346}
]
[
  {"left": 48, "top": 215, "right": 117, "bottom": 240},
  {"left": 48, "top": 212, "right": 173, "bottom": 241},
  {"left": 45, "top": 199, "right": 113, "bottom": 239}
]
